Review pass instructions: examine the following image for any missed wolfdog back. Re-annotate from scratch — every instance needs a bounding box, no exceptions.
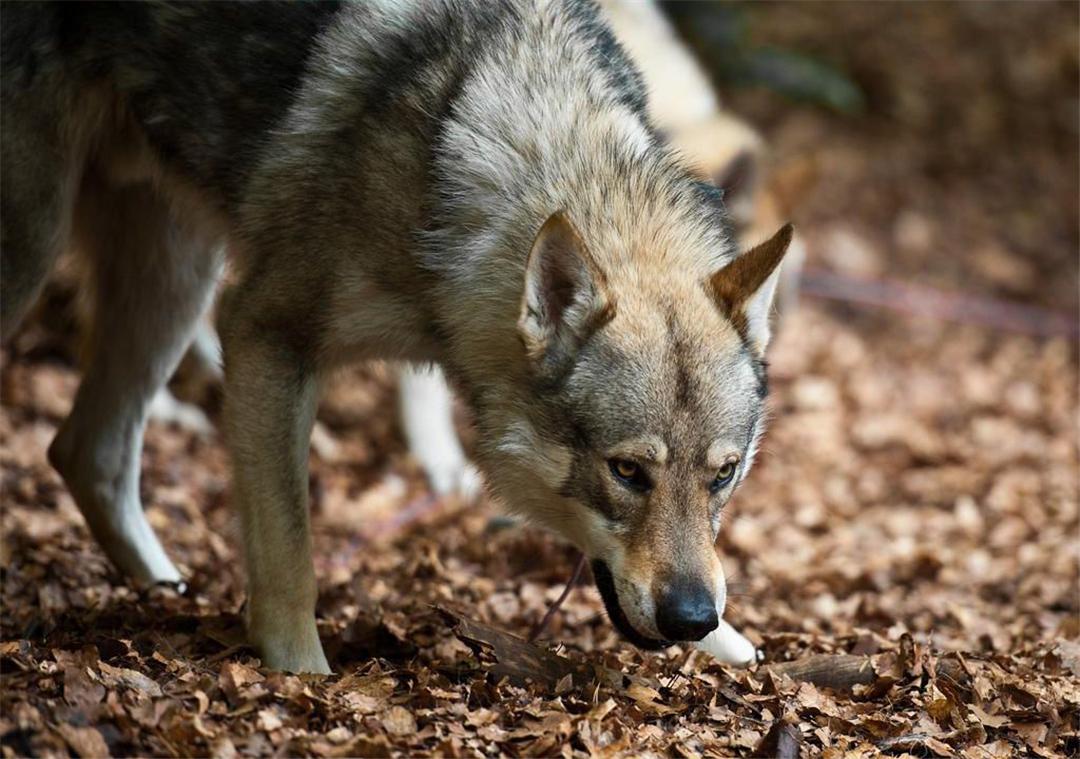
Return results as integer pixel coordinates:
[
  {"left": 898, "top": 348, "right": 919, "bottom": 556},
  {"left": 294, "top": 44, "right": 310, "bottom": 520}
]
[
  {"left": 1, "top": 0, "right": 645, "bottom": 212},
  {"left": 2, "top": 0, "right": 651, "bottom": 337}
]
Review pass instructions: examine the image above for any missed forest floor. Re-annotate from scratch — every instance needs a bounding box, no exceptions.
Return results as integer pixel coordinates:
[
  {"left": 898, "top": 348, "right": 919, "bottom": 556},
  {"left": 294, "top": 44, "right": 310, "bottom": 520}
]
[{"left": 2, "top": 3, "right": 1078, "bottom": 758}]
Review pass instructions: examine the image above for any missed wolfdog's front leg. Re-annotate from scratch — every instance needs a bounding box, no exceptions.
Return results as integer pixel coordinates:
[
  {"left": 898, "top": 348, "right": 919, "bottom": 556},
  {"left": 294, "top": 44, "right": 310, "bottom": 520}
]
[{"left": 219, "top": 308, "right": 329, "bottom": 674}]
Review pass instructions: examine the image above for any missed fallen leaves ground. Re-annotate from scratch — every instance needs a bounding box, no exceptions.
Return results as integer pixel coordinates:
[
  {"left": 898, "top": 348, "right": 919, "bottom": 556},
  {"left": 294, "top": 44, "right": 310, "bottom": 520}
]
[{"left": 2, "top": 3, "right": 1078, "bottom": 758}]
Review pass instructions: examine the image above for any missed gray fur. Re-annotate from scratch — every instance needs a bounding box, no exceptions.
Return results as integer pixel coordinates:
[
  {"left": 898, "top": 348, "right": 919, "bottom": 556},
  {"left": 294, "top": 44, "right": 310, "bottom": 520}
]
[{"left": 1, "top": 0, "right": 788, "bottom": 672}]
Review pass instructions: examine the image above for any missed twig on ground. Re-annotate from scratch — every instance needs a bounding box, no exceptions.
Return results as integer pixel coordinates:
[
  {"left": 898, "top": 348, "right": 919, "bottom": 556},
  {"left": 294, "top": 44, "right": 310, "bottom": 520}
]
[
  {"left": 800, "top": 268, "right": 1078, "bottom": 338},
  {"left": 529, "top": 553, "right": 587, "bottom": 642}
]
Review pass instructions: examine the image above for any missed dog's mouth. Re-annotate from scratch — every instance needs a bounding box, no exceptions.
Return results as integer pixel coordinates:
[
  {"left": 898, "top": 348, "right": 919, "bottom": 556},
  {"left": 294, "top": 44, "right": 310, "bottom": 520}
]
[{"left": 591, "top": 560, "right": 673, "bottom": 651}]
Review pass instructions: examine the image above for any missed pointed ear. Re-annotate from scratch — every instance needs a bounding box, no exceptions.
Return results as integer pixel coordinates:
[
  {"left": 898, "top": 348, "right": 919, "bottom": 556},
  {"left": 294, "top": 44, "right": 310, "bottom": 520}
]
[
  {"left": 709, "top": 223, "right": 793, "bottom": 354},
  {"left": 519, "top": 212, "right": 614, "bottom": 375}
]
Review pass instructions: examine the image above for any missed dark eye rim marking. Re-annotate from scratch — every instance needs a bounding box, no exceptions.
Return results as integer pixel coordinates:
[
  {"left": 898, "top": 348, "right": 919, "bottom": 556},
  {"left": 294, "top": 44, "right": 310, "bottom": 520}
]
[
  {"left": 608, "top": 458, "right": 651, "bottom": 492},
  {"left": 709, "top": 459, "right": 739, "bottom": 494}
]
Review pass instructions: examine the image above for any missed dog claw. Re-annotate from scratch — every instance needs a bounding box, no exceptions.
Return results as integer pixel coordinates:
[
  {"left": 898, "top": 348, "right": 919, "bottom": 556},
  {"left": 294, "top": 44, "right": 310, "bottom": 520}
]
[
  {"left": 141, "top": 578, "right": 189, "bottom": 600},
  {"left": 160, "top": 579, "right": 189, "bottom": 596}
]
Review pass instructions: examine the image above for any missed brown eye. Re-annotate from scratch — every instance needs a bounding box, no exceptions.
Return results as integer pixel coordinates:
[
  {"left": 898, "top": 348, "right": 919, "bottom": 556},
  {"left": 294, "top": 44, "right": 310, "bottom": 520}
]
[
  {"left": 710, "top": 462, "right": 738, "bottom": 493},
  {"left": 609, "top": 459, "right": 651, "bottom": 492}
]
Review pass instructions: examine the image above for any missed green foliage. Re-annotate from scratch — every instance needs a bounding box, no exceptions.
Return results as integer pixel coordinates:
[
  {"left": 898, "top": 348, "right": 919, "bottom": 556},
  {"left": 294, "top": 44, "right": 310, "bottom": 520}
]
[
  {"left": 663, "top": 1, "right": 865, "bottom": 114},
  {"left": 733, "top": 47, "right": 865, "bottom": 113}
]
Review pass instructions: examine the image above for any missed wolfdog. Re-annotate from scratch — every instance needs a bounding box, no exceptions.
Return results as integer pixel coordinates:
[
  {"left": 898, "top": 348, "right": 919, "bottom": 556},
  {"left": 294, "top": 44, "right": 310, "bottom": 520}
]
[{"left": 1, "top": 0, "right": 792, "bottom": 673}]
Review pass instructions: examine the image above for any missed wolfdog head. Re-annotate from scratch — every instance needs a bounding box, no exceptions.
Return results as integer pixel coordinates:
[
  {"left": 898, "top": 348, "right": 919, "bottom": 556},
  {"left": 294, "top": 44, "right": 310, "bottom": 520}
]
[{"left": 474, "top": 205, "right": 793, "bottom": 648}]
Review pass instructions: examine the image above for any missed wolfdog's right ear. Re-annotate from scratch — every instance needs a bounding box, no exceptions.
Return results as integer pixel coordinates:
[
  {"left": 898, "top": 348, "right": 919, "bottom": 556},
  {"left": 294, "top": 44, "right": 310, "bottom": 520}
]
[{"left": 518, "top": 212, "right": 615, "bottom": 376}]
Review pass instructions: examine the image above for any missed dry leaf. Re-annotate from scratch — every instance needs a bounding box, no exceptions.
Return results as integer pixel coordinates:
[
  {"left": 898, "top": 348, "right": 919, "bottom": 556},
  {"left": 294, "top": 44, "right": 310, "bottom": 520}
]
[{"left": 382, "top": 706, "right": 418, "bottom": 737}]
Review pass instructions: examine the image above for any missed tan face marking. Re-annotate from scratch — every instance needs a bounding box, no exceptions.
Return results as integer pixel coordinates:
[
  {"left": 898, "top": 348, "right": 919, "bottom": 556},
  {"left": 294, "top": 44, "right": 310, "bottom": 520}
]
[
  {"left": 707, "top": 440, "right": 742, "bottom": 471},
  {"left": 605, "top": 436, "right": 668, "bottom": 466}
]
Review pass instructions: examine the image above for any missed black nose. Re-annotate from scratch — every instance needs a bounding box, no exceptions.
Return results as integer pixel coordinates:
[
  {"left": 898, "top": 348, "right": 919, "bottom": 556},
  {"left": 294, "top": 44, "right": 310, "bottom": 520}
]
[{"left": 655, "top": 576, "right": 719, "bottom": 642}]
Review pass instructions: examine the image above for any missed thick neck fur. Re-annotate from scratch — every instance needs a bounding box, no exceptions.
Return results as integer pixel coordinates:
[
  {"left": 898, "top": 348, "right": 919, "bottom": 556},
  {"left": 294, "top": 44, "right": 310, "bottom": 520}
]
[{"left": 420, "top": 1, "right": 735, "bottom": 418}]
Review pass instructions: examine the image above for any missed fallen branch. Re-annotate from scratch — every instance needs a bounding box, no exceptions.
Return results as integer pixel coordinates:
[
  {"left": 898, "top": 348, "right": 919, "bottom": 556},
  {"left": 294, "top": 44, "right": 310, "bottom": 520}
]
[
  {"left": 765, "top": 654, "right": 877, "bottom": 690},
  {"left": 439, "top": 607, "right": 595, "bottom": 689},
  {"left": 764, "top": 653, "right": 968, "bottom": 691}
]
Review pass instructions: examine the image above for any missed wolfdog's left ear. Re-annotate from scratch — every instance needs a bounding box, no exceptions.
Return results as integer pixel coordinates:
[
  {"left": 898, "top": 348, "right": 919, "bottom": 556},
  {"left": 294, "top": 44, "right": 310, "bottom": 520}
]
[
  {"left": 519, "top": 212, "right": 615, "bottom": 375},
  {"left": 709, "top": 223, "right": 794, "bottom": 354}
]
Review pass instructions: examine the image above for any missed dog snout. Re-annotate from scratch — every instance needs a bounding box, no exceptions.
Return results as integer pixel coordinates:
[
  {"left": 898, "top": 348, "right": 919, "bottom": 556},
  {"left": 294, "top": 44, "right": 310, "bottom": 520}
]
[{"left": 655, "top": 575, "right": 719, "bottom": 641}]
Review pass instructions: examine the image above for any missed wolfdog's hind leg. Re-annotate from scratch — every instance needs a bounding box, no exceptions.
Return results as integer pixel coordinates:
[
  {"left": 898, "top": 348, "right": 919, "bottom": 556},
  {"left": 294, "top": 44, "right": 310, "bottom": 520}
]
[{"left": 48, "top": 175, "right": 223, "bottom": 586}]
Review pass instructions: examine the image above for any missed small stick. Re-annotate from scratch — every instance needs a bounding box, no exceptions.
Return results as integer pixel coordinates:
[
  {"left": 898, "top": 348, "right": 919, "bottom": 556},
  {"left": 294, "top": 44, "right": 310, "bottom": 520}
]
[
  {"left": 800, "top": 268, "right": 1079, "bottom": 339},
  {"left": 529, "top": 553, "right": 587, "bottom": 642},
  {"left": 361, "top": 493, "right": 442, "bottom": 541}
]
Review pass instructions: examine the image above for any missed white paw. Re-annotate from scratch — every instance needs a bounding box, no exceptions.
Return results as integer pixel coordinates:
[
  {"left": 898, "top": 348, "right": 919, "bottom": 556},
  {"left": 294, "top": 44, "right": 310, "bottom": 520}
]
[
  {"left": 424, "top": 457, "right": 483, "bottom": 500},
  {"left": 695, "top": 619, "right": 761, "bottom": 667},
  {"left": 148, "top": 389, "right": 213, "bottom": 436}
]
